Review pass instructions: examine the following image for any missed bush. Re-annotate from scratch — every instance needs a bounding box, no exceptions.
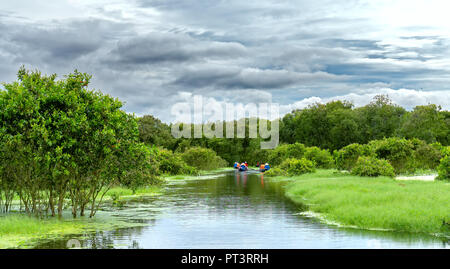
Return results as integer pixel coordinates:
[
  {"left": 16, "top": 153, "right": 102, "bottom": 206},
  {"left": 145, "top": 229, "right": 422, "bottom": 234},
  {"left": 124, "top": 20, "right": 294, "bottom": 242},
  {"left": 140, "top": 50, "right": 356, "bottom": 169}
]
[
  {"left": 181, "top": 147, "right": 227, "bottom": 171},
  {"left": 334, "top": 143, "right": 374, "bottom": 171},
  {"left": 368, "top": 137, "right": 414, "bottom": 174},
  {"left": 266, "top": 158, "right": 315, "bottom": 176},
  {"left": 351, "top": 156, "right": 395, "bottom": 177},
  {"left": 267, "top": 143, "right": 306, "bottom": 166},
  {"left": 409, "top": 139, "right": 442, "bottom": 170},
  {"left": 152, "top": 147, "right": 197, "bottom": 175},
  {"left": 304, "top": 146, "right": 334, "bottom": 168},
  {"left": 436, "top": 156, "right": 449, "bottom": 180},
  {"left": 265, "top": 167, "right": 288, "bottom": 176}
]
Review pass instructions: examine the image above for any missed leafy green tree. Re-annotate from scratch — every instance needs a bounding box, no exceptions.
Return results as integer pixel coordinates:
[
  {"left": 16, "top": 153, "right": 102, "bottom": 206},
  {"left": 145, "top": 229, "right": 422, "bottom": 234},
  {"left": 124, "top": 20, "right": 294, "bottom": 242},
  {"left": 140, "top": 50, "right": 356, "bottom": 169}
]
[
  {"left": 398, "top": 104, "right": 449, "bottom": 145},
  {"left": 138, "top": 115, "right": 175, "bottom": 149},
  {"left": 355, "top": 95, "right": 406, "bottom": 143},
  {"left": 0, "top": 67, "right": 151, "bottom": 218}
]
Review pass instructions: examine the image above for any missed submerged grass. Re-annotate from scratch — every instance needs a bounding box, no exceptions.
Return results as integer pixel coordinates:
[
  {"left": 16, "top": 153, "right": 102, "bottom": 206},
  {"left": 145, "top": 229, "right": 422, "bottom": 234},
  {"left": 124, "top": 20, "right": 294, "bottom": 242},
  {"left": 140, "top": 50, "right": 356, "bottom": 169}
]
[
  {"left": 0, "top": 184, "right": 164, "bottom": 249},
  {"left": 0, "top": 214, "right": 86, "bottom": 249},
  {"left": 273, "top": 169, "right": 450, "bottom": 236},
  {"left": 104, "top": 185, "right": 163, "bottom": 198}
]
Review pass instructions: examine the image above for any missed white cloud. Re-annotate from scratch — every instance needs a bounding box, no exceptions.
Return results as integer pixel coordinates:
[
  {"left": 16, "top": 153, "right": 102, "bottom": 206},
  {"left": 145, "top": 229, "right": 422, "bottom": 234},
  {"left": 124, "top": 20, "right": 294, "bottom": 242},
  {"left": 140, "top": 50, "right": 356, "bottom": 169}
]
[{"left": 280, "top": 88, "right": 450, "bottom": 114}]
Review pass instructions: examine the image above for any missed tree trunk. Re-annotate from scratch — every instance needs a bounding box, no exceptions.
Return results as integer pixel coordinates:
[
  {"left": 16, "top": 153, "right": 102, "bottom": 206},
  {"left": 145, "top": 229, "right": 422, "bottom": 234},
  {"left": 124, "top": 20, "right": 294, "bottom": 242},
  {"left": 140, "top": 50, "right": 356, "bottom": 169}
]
[{"left": 49, "top": 190, "right": 55, "bottom": 217}]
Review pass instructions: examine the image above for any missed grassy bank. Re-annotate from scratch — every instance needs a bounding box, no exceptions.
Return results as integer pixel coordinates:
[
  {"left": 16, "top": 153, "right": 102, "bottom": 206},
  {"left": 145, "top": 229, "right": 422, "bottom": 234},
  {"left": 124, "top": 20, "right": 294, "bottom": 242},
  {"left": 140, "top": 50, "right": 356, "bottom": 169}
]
[{"left": 273, "top": 170, "right": 450, "bottom": 237}]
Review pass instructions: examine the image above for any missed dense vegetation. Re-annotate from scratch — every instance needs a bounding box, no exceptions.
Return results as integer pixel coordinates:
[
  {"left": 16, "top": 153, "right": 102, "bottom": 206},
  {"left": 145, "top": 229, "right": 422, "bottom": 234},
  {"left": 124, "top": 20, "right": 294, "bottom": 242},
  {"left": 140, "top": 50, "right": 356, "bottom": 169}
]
[
  {"left": 280, "top": 96, "right": 449, "bottom": 150},
  {"left": 136, "top": 94, "right": 448, "bottom": 179}
]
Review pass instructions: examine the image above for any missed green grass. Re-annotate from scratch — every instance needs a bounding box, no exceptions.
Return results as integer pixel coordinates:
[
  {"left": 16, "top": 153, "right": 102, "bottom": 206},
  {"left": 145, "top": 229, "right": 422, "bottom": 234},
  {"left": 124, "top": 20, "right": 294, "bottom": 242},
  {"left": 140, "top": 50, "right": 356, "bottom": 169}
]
[
  {"left": 0, "top": 214, "right": 86, "bottom": 249},
  {"left": 104, "top": 185, "right": 163, "bottom": 198},
  {"left": 273, "top": 169, "right": 450, "bottom": 236}
]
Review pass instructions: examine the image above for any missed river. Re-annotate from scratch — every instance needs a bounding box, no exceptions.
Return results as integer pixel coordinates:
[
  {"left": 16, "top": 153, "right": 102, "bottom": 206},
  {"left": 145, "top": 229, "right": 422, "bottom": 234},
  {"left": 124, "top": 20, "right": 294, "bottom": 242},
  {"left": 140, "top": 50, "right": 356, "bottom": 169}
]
[{"left": 33, "top": 170, "right": 449, "bottom": 249}]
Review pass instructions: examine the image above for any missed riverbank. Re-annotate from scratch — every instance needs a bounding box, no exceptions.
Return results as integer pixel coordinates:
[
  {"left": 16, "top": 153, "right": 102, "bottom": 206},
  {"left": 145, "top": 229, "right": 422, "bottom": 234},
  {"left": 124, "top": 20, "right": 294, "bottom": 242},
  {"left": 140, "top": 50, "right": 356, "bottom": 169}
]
[
  {"left": 0, "top": 184, "right": 164, "bottom": 249},
  {"left": 269, "top": 169, "right": 450, "bottom": 237}
]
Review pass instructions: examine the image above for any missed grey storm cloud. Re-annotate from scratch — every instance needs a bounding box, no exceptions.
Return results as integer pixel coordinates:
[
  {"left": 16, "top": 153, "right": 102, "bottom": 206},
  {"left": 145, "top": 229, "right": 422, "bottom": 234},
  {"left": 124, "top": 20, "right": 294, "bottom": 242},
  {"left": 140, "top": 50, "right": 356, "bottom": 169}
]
[
  {"left": 173, "top": 66, "right": 345, "bottom": 89},
  {"left": 0, "top": 0, "right": 449, "bottom": 122},
  {"left": 107, "top": 33, "right": 247, "bottom": 66}
]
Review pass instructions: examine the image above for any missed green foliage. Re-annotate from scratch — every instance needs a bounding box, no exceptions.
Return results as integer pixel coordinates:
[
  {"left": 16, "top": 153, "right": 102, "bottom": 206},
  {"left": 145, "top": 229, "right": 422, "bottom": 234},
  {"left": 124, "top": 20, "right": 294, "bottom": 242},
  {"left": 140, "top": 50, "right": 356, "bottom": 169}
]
[
  {"left": 266, "top": 158, "right": 315, "bottom": 176},
  {"left": 368, "top": 137, "right": 414, "bottom": 174},
  {"left": 280, "top": 95, "right": 448, "bottom": 150},
  {"left": 281, "top": 100, "right": 356, "bottom": 150},
  {"left": 351, "top": 156, "right": 395, "bottom": 177},
  {"left": 334, "top": 143, "right": 374, "bottom": 171},
  {"left": 153, "top": 147, "right": 198, "bottom": 175},
  {"left": 436, "top": 155, "right": 449, "bottom": 180},
  {"left": 138, "top": 115, "right": 175, "bottom": 149},
  {"left": 304, "top": 146, "right": 334, "bottom": 168},
  {"left": 355, "top": 95, "right": 406, "bottom": 143},
  {"left": 0, "top": 67, "right": 156, "bottom": 218},
  {"left": 180, "top": 147, "right": 227, "bottom": 171},
  {"left": 267, "top": 143, "right": 306, "bottom": 166},
  {"left": 409, "top": 139, "right": 442, "bottom": 170},
  {"left": 398, "top": 104, "right": 449, "bottom": 145},
  {"left": 116, "top": 143, "right": 162, "bottom": 192}
]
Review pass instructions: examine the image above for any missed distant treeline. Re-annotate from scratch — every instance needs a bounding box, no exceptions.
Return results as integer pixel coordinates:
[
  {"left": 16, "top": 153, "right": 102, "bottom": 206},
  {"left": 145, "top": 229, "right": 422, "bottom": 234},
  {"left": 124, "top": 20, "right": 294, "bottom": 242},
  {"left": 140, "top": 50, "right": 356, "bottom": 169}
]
[{"left": 138, "top": 95, "right": 449, "bottom": 165}]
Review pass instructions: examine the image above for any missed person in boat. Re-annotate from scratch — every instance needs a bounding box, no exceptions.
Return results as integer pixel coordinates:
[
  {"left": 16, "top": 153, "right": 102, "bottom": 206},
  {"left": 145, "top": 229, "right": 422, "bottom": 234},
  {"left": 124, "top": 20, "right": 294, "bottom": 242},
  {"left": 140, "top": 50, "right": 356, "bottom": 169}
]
[
  {"left": 234, "top": 162, "right": 239, "bottom": 169},
  {"left": 264, "top": 163, "right": 270, "bottom": 171},
  {"left": 244, "top": 161, "right": 248, "bottom": 167},
  {"left": 256, "top": 161, "right": 260, "bottom": 168},
  {"left": 239, "top": 162, "right": 248, "bottom": 171},
  {"left": 259, "top": 163, "right": 266, "bottom": 172}
]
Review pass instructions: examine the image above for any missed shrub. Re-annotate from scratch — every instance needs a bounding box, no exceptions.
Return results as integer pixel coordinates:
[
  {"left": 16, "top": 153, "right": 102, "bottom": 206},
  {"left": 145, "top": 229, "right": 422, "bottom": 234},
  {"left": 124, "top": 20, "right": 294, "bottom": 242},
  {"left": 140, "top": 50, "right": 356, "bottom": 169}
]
[
  {"left": 181, "top": 147, "right": 227, "bottom": 171},
  {"left": 265, "top": 167, "right": 288, "bottom": 176},
  {"left": 440, "top": 145, "right": 450, "bottom": 157},
  {"left": 368, "top": 137, "right": 414, "bottom": 174},
  {"left": 153, "top": 147, "right": 197, "bottom": 175},
  {"left": 304, "top": 146, "right": 334, "bottom": 168},
  {"left": 436, "top": 156, "right": 449, "bottom": 180},
  {"left": 266, "top": 158, "right": 315, "bottom": 176},
  {"left": 351, "top": 156, "right": 395, "bottom": 177},
  {"left": 270, "top": 143, "right": 306, "bottom": 165},
  {"left": 409, "top": 139, "right": 442, "bottom": 170},
  {"left": 334, "top": 143, "right": 374, "bottom": 171},
  {"left": 267, "top": 143, "right": 306, "bottom": 166}
]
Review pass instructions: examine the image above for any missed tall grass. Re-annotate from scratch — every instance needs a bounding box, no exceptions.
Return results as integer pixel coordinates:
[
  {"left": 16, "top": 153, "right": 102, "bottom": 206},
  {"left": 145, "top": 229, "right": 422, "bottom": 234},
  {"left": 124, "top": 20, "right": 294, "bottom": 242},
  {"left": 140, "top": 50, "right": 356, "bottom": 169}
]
[{"left": 282, "top": 170, "right": 450, "bottom": 236}]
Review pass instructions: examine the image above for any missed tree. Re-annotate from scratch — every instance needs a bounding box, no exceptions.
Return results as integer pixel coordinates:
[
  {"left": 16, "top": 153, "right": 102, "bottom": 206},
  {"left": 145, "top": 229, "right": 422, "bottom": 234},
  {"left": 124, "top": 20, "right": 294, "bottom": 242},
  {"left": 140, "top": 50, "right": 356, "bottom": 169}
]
[
  {"left": 0, "top": 67, "right": 149, "bottom": 218},
  {"left": 138, "top": 115, "right": 175, "bottom": 149},
  {"left": 398, "top": 104, "right": 448, "bottom": 145},
  {"left": 355, "top": 95, "right": 406, "bottom": 143}
]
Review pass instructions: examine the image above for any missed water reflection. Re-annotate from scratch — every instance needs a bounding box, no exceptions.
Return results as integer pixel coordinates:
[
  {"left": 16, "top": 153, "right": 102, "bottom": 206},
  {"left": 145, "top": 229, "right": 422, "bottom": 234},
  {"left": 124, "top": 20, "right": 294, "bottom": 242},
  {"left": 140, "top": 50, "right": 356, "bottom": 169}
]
[{"left": 33, "top": 171, "right": 448, "bottom": 249}]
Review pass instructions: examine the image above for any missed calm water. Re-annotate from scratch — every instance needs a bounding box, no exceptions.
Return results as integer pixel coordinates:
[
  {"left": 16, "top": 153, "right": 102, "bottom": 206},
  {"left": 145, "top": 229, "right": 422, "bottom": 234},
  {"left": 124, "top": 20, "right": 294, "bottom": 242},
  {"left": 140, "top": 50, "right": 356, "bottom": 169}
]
[{"left": 34, "top": 171, "right": 448, "bottom": 249}]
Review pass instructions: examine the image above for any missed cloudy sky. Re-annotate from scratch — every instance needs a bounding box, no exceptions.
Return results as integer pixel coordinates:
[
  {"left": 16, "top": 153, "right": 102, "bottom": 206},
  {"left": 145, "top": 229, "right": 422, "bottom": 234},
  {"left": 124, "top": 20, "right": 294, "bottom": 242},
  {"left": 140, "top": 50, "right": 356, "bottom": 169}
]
[{"left": 1, "top": 0, "right": 449, "bottom": 122}]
